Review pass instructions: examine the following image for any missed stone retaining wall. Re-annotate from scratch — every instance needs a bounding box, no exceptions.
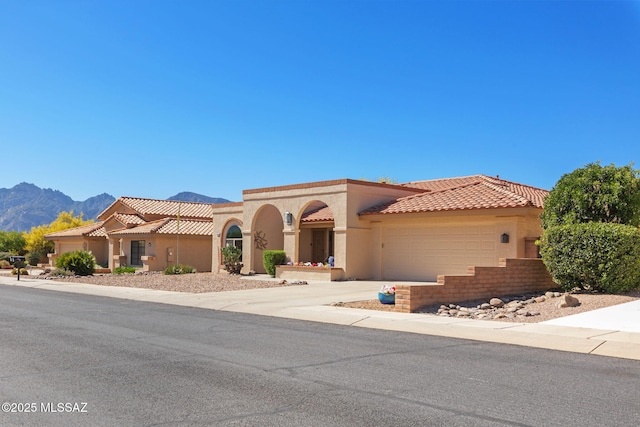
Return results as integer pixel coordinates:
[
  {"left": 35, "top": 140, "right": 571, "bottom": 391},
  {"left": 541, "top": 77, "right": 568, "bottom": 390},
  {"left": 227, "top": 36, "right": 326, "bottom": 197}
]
[{"left": 395, "top": 258, "right": 557, "bottom": 313}]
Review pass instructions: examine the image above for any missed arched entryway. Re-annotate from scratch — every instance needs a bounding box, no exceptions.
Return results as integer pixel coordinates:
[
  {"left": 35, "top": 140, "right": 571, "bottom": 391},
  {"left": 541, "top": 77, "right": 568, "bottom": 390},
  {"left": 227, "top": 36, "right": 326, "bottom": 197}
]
[
  {"left": 298, "top": 201, "right": 335, "bottom": 264},
  {"left": 250, "top": 204, "right": 284, "bottom": 274}
]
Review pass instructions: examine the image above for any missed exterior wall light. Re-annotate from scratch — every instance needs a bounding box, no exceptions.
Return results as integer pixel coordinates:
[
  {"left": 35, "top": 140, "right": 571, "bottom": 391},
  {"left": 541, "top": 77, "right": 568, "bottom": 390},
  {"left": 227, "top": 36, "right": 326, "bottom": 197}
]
[
  {"left": 501, "top": 233, "right": 510, "bottom": 244},
  {"left": 285, "top": 212, "right": 293, "bottom": 226}
]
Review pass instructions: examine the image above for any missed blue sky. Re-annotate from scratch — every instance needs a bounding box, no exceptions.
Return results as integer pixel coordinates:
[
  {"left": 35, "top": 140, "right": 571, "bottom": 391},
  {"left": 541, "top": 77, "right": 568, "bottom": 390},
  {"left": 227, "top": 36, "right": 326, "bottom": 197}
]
[{"left": 1, "top": 0, "right": 639, "bottom": 202}]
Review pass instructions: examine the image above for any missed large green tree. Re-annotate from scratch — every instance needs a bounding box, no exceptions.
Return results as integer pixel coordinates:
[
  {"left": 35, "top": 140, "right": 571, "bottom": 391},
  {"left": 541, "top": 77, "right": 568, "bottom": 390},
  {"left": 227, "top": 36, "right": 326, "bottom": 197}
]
[
  {"left": 539, "top": 162, "right": 640, "bottom": 293},
  {"left": 541, "top": 162, "right": 640, "bottom": 228},
  {"left": 0, "top": 231, "right": 27, "bottom": 254}
]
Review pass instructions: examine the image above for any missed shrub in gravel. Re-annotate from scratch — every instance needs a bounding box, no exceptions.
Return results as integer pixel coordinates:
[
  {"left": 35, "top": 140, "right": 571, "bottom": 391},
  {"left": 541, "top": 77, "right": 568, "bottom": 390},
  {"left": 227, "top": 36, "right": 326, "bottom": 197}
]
[
  {"left": 114, "top": 266, "right": 136, "bottom": 274},
  {"left": 27, "top": 250, "right": 45, "bottom": 266},
  {"left": 163, "top": 264, "right": 196, "bottom": 275},
  {"left": 50, "top": 268, "right": 74, "bottom": 277},
  {"left": 263, "top": 250, "right": 286, "bottom": 277},
  {"left": 55, "top": 250, "right": 96, "bottom": 276},
  {"left": 11, "top": 267, "right": 29, "bottom": 275},
  {"left": 540, "top": 222, "right": 640, "bottom": 293},
  {"left": 221, "top": 246, "right": 243, "bottom": 274}
]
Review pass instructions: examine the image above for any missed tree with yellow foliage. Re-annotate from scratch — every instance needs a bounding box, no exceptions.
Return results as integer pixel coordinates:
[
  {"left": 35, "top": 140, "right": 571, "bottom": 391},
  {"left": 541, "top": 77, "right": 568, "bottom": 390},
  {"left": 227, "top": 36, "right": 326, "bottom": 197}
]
[{"left": 24, "top": 211, "right": 94, "bottom": 256}]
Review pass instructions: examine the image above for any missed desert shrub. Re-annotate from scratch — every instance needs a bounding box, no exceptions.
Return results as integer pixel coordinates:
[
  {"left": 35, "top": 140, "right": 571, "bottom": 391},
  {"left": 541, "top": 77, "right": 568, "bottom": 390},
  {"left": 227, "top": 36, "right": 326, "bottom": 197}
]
[
  {"left": 221, "top": 246, "right": 243, "bottom": 274},
  {"left": 0, "top": 260, "right": 9, "bottom": 267},
  {"left": 11, "top": 267, "right": 29, "bottom": 275},
  {"left": 0, "top": 252, "right": 11, "bottom": 262},
  {"left": 55, "top": 250, "right": 96, "bottom": 276},
  {"left": 49, "top": 268, "right": 73, "bottom": 277},
  {"left": 163, "top": 264, "right": 196, "bottom": 275},
  {"left": 113, "top": 266, "right": 136, "bottom": 274},
  {"left": 263, "top": 250, "right": 286, "bottom": 277},
  {"left": 540, "top": 223, "right": 640, "bottom": 293},
  {"left": 27, "top": 250, "right": 45, "bottom": 266}
]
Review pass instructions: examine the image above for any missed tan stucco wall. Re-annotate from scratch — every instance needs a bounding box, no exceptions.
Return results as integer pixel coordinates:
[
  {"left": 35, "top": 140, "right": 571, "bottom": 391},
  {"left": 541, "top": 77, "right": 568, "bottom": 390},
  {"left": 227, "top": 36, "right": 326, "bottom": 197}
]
[
  {"left": 241, "top": 179, "right": 422, "bottom": 277},
  {"left": 58, "top": 241, "right": 83, "bottom": 255},
  {"left": 155, "top": 235, "right": 212, "bottom": 272},
  {"left": 87, "top": 239, "right": 109, "bottom": 267},
  {"left": 248, "top": 204, "right": 284, "bottom": 274},
  {"left": 211, "top": 203, "right": 244, "bottom": 272},
  {"left": 364, "top": 207, "right": 544, "bottom": 280},
  {"left": 51, "top": 238, "right": 109, "bottom": 268},
  {"left": 109, "top": 235, "right": 213, "bottom": 272}
]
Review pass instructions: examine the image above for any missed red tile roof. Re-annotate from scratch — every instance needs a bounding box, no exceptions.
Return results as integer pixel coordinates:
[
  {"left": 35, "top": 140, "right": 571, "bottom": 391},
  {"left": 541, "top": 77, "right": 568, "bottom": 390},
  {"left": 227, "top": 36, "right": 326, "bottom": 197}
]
[
  {"left": 44, "top": 222, "right": 107, "bottom": 238},
  {"left": 112, "top": 197, "right": 214, "bottom": 220},
  {"left": 301, "top": 205, "right": 335, "bottom": 222},
  {"left": 112, "top": 213, "right": 146, "bottom": 227},
  {"left": 360, "top": 175, "right": 548, "bottom": 215},
  {"left": 109, "top": 218, "right": 214, "bottom": 236}
]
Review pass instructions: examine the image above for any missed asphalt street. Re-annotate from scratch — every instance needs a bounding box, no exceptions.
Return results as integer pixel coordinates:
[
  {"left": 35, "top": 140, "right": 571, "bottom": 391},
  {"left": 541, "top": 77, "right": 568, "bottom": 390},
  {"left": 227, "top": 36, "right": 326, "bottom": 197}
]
[{"left": 1, "top": 285, "right": 639, "bottom": 426}]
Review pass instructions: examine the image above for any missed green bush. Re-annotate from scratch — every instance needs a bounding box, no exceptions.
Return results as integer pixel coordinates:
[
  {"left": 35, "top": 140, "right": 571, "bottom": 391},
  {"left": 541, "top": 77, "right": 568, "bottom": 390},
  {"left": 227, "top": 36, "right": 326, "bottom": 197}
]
[
  {"left": 0, "top": 259, "right": 9, "bottom": 267},
  {"left": 113, "top": 266, "right": 136, "bottom": 274},
  {"left": 49, "top": 268, "right": 73, "bottom": 277},
  {"left": 163, "top": 264, "right": 196, "bottom": 275},
  {"left": 541, "top": 162, "right": 640, "bottom": 228},
  {"left": 0, "top": 252, "right": 11, "bottom": 263},
  {"left": 55, "top": 250, "right": 96, "bottom": 276},
  {"left": 263, "top": 250, "right": 286, "bottom": 277},
  {"left": 221, "top": 246, "right": 243, "bottom": 274},
  {"left": 540, "top": 223, "right": 640, "bottom": 293},
  {"left": 27, "top": 250, "right": 45, "bottom": 266}
]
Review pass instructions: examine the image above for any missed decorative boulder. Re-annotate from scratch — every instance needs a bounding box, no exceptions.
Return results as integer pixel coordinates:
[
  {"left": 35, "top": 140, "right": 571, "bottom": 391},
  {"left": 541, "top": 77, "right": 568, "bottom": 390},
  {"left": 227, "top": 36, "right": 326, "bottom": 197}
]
[
  {"left": 489, "top": 298, "right": 504, "bottom": 307},
  {"left": 556, "top": 294, "right": 580, "bottom": 308}
]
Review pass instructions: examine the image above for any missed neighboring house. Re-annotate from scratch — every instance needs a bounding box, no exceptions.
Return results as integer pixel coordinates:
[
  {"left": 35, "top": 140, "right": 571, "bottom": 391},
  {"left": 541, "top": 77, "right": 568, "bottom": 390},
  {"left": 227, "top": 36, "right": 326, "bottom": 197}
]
[
  {"left": 44, "top": 221, "right": 108, "bottom": 267},
  {"left": 45, "top": 175, "right": 548, "bottom": 282},
  {"left": 46, "top": 197, "right": 222, "bottom": 273}
]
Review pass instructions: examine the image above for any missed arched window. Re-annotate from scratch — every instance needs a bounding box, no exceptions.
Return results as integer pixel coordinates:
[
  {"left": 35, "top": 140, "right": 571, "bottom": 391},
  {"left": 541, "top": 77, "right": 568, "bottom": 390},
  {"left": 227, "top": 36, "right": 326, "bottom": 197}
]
[{"left": 225, "top": 225, "right": 242, "bottom": 250}]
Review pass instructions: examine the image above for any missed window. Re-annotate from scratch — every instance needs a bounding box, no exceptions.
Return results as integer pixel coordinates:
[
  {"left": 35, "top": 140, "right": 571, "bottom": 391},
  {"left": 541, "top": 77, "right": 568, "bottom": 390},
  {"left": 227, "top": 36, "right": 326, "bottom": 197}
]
[
  {"left": 225, "top": 225, "right": 242, "bottom": 250},
  {"left": 131, "top": 240, "right": 145, "bottom": 266}
]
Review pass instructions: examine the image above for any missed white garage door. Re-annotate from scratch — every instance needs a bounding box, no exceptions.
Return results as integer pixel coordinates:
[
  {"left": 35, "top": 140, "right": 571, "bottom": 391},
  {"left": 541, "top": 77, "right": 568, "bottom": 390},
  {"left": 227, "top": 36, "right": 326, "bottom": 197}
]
[{"left": 383, "top": 224, "right": 497, "bottom": 281}]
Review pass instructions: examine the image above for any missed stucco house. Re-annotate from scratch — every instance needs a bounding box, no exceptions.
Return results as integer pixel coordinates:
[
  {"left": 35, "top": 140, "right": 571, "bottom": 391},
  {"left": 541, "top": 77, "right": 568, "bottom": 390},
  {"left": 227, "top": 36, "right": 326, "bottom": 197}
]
[
  {"left": 45, "top": 197, "right": 219, "bottom": 273},
  {"left": 45, "top": 174, "right": 548, "bottom": 282}
]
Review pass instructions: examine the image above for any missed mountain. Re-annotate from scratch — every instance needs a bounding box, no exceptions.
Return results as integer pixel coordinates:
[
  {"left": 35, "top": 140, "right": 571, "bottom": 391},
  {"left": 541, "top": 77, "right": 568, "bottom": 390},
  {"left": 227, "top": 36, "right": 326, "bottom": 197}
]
[
  {"left": 167, "top": 192, "right": 231, "bottom": 204},
  {"left": 0, "top": 184, "right": 233, "bottom": 232},
  {"left": 0, "top": 183, "right": 116, "bottom": 232}
]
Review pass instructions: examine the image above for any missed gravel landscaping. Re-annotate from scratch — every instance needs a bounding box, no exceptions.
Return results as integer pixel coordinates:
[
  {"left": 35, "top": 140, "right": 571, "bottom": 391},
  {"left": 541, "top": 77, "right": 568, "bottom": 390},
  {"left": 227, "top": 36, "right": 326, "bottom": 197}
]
[
  {"left": 45, "top": 271, "right": 300, "bottom": 293},
  {"left": 24, "top": 270, "right": 640, "bottom": 323},
  {"left": 340, "top": 290, "right": 640, "bottom": 323}
]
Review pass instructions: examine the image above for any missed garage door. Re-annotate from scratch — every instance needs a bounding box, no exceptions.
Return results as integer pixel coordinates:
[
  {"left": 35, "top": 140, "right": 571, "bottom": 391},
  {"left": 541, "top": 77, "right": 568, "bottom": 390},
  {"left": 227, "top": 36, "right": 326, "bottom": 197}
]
[{"left": 383, "top": 224, "right": 497, "bottom": 281}]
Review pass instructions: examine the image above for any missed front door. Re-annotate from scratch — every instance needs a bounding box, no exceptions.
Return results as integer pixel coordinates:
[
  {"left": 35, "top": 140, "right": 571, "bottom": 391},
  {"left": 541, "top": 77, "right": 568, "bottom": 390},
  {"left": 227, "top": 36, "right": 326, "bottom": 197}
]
[
  {"left": 312, "top": 230, "right": 326, "bottom": 263},
  {"left": 131, "top": 240, "right": 145, "bottom": 266}
]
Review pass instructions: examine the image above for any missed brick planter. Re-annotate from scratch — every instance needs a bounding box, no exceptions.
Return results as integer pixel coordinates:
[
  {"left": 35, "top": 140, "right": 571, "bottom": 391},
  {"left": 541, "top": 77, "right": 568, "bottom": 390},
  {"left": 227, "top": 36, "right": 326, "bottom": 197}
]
[
  {"left": 276, "top": 265, "right": 345, "bottom": 281},
  {"left": 395, "top": 258, "right": 557, "bottom": 313}
]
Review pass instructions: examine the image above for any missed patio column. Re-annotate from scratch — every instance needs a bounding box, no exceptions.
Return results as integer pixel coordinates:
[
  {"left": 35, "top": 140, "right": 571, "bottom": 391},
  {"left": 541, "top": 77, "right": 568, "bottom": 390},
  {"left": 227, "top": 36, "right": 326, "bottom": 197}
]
[{"left": 283, "top": 229, "right": 299, "bottom": 264}]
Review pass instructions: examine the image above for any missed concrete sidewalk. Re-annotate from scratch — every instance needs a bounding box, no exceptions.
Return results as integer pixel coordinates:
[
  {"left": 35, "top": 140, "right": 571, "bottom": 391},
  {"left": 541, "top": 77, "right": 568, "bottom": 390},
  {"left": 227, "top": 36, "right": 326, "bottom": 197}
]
[{"left": 1, "top": 273, "right": 639, "bottom": 361}]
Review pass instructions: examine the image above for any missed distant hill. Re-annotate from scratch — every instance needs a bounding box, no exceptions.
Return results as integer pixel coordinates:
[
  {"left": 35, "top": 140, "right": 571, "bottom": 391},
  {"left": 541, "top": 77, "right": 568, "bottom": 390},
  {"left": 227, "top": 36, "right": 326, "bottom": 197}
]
[
  {"left": 0, "top": 183, "right": 115, "bottom": 232},
  {"left": 167, "top": 192, "right": 231, "bottom": 204},
  {"left": 0, "top": 184, "right": 232, "bottom": 232}
]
